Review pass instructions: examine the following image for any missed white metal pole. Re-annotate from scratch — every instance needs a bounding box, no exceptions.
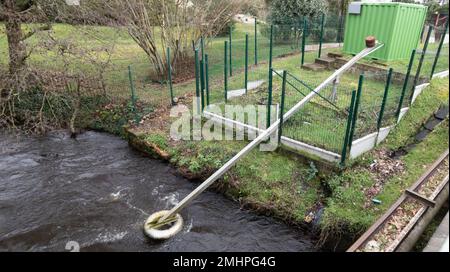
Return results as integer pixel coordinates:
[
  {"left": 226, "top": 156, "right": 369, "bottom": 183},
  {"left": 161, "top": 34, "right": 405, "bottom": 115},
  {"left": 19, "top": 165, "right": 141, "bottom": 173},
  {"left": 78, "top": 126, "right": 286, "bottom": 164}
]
[{"left": 158, "top": 43, "right": 384, "bottom": 223}]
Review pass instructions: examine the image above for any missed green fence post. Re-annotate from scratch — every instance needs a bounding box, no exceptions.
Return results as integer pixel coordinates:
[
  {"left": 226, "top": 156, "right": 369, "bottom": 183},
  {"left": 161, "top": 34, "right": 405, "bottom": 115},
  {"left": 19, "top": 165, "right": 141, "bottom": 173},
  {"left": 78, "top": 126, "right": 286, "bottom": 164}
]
[
  {"left": 396, "top": 49, "right": 416, "bottom": 120},
  {"left": 337, "top": 15, "right": 343, "bottom": 43},
  {"left": 267, "top": 24, "right": 274, "bottom": 127},
  {"left": 194, "top": 49, "right": 200, "bottom": 98},
  {"left": 128, "top": 65, "right": 139, "bottom": 124},
  {"left": 430, "top": 19, "right": 449, "bottom": 79},
  {"left": 377, "top": 68, "right": 393, "bottom": 131},
  {"left": 245, "top": 33, "right": 249, "bottom": 93},
  {"left": 205, "top": 54, "right": 210, "bottom": 106},
  {"left": 166, "top": 47, "right": 175, "bottom": 105},
  {"left": 267, "top": 68, "right": 273, "bottom": 129},
  {"left": 229, "top": 27, "right": 232, "bottom": 77},
  {"left": 200, "top": 36, "right": 205, "bottom": 89},
  {"left": 194, "top": 49, "right": 200, "bottom": 114},
  {"left": 201, "top": 36, "right": 205, "bottom": 62},
  {"left": 318, "top": 13, "right": 325, "bottom": 59},
  {"left": 269, "top": 25, "right": 274, "bottom": 71},
  {"left": 278, "top": 71, "right": 287, "bottom": 145},
  {"left": 200, "top": 59, "right": 205, "bottom": 111},
  {"left": 301, "top": 18, "right": 307, "bottom": 67},
  {"left": 348, "top": 75, "right": 364, "bottom": 150},
  {"left": 200, "top": 58, "right": 205, "bottom": 91},
  {"left": 410, "top": 25, "right": 432, "bottom": 104},
  {"left": 224, "top": 41, "right": 228, "bottom": 103},
  {"left": 341, "top": 90, "right": 357, "bottom": 166},
  {"left": 255, "top": 18, "right": 258, "bottom": 65}
]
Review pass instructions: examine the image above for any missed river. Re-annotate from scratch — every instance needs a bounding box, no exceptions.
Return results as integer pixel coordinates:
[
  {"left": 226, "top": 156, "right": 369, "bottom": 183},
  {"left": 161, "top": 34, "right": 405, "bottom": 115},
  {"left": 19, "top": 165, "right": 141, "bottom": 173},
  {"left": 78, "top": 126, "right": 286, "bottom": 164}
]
[{"left": 0, "top": 131, "right": 316, "bottom": 252}]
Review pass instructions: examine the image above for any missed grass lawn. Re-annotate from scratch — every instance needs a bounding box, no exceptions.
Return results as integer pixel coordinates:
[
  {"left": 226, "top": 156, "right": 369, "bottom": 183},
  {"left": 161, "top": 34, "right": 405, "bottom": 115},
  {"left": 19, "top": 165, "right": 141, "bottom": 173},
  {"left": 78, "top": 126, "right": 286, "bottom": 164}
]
[{"left": 0, "top": 22, "right": 343, "bottom": 104}]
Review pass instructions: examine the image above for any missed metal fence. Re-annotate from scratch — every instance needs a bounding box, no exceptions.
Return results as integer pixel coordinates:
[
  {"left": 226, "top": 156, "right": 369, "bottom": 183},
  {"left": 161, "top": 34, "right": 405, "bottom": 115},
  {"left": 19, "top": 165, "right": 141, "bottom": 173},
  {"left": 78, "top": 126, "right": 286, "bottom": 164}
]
[
  {"left": 163, "top": 14, "right": 346, "bottom": 106},
  {"left": 159, "top": 17, "right": 449, "bottom": 165}
]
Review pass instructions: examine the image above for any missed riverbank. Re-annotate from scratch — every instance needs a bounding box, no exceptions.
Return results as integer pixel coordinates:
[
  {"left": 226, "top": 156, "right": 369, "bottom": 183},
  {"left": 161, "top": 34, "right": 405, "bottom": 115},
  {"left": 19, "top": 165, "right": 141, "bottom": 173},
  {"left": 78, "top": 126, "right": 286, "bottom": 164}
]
[
  {"left": 124, "top": 77, "right": 449, "bottom": 250},
  {"left": 0, "top": 130, "right": 317, "bottom": 252}
]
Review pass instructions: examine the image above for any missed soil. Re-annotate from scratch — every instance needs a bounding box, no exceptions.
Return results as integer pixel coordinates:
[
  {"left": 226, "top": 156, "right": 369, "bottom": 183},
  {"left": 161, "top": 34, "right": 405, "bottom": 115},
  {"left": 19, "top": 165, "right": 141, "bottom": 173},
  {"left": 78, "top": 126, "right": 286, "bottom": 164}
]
[
  {"left": 364, "top": 149, "right": 406, "bottom": 208},
  {"left": 359, "top": 156, "right": 449, "bottom": 252}
]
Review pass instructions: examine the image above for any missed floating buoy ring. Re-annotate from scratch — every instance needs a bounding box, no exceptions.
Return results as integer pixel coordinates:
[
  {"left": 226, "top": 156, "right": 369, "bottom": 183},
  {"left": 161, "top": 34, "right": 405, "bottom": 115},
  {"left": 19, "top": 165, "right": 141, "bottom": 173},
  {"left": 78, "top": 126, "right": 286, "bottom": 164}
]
[{"left": 144, "top": 210, "right": 183, "bottom": 240}]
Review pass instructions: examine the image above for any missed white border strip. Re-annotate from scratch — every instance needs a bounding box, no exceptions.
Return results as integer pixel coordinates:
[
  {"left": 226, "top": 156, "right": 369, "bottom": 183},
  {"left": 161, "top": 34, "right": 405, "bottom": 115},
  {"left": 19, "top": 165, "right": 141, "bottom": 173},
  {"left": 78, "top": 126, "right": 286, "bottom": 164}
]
[
  {"left": 432, "top": 70, "right": 449, "bottom": 79},
  {"left": 398, "top": 107, "right": 410, "bottom": 123},
  {"left": 411, "top": 83, "right": 430, "bottom": 104},
  {"left": 281, "top": 136, "right": 341, "bottom": 162},
  {"left": 203, "top": 110, "right": 341, "bottom": 162},
  {"left": 377, "top": 126, "right": 395, "bottom": 145},
  {"left": 350, "top": 131, "right": 378, "bottom": 159}
]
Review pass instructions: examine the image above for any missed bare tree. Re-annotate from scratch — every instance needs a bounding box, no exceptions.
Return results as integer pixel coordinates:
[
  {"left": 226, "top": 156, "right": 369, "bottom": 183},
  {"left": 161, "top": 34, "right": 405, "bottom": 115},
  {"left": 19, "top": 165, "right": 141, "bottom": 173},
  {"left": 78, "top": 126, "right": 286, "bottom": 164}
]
[
  {"left": 0, "top": 1, "right": 118, "bottom": 134},
  {"left": 102, "top": 0, "right": 245, "bottom": 80}
]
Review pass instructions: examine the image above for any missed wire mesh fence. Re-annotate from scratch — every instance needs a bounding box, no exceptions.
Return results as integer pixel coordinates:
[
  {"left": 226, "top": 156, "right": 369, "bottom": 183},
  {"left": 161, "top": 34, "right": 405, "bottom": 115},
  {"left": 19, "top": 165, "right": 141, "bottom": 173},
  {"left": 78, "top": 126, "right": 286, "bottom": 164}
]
[
  {"left": 1, "top": 13, "right": 447, "bottom": 162},
  {"left": 281, "top": 72, "right": 351, "bottom": 154},
  {"left": 171, "top": 17, "right": 449, "bottom": 164},
  {"left": 172, "top": 14, "right": 347, "bottom": 108},
  {"left": 429, "top": 22, "right": 449, "bottom": 76}
]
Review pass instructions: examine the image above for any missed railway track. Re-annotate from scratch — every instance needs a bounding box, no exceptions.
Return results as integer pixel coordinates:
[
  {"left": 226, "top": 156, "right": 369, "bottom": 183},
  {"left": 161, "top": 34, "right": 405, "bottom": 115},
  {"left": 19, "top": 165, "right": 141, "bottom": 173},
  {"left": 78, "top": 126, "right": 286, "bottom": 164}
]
[{"left": 348, "top": 149, "right": 449, "bottom": 252}]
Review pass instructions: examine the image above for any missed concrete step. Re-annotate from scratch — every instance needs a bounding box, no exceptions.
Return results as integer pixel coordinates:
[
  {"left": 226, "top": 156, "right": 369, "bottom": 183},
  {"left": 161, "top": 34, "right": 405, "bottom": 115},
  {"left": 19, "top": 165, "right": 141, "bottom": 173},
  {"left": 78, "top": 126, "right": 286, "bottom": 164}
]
[
  {"left": 247, "top": 80, "right": 265, "bottom": 91},
  {"left": 424, "top": 118, "right": 442, "bottom": 131},
  {"left": 435, "top": 105, "right": 449, "bottom": 120},
  {"left": 227, "top": 80, "right": 266, "bottom": 99},
  {"left": 302, "top": 62, "right": 327, "bottom": 72},
  {"left": 315, "top": 57, "right": 336, "bottom": 67},
  {"left": 227, "top": 89, "right": 246, "bottom": 99},
  {"left": 328, "top": 52, "right": 344, "bottom": 59}
]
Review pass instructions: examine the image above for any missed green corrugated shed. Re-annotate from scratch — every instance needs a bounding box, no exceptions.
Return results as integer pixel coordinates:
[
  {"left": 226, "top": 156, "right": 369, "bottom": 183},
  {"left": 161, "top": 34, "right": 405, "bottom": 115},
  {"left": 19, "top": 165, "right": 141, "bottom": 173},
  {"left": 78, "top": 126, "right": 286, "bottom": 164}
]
[{"left": 343, "top": 2, "right": 427, "bottom": 61}]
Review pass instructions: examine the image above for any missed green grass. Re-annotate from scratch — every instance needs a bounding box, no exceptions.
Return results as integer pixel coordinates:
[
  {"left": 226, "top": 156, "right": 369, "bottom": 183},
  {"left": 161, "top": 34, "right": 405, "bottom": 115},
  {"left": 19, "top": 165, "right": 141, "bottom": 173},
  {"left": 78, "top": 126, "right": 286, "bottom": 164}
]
[
  {"left": 3, "top": 21, "right": 449, "bottom": 247},
  {"left": 321, "top": 119, "right": 449, "bottom": 241},
  {"left": 384, "top": 77, "right": 449, "bottom": 150},
  {"left": 0, "top": 22, "right": 344, "bottom": 106},
  {"left": 136, "top": 132, "right": 324, "bottom": 223},
  {"left": 205, "top": 49, "right": 406, "bottom": 154}
]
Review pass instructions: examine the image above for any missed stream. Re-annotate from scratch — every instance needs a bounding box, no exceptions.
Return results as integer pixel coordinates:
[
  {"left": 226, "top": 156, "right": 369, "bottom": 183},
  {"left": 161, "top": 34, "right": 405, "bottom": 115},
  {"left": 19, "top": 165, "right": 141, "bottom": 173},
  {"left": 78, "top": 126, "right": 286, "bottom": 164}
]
[{"left": 0, "top": 131, "right": 316, "bottom": 252}]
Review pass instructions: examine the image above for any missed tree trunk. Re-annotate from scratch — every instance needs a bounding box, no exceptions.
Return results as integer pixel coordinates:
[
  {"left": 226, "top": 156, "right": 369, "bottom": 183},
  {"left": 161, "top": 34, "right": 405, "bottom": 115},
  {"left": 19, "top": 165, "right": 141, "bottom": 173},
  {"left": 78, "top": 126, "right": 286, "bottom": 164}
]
[{"left": 4, "top": 1, "right": 27, "bottom": 75}]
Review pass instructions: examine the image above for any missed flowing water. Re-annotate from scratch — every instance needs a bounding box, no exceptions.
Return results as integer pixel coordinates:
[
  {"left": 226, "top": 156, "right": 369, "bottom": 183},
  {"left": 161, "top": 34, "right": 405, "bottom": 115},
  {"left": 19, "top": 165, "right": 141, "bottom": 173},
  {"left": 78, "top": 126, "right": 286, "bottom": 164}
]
[{"left": 0, "top": 131, "right": 316, "bottom": 252}]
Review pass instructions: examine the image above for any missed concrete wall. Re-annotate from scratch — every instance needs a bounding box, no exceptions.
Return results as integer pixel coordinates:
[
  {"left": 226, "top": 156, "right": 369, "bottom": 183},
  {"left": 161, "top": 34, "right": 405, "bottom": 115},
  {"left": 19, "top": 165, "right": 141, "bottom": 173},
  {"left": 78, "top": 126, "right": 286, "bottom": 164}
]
[{"left": 412, "top": 83, "right": 431, "bottom": 104}]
